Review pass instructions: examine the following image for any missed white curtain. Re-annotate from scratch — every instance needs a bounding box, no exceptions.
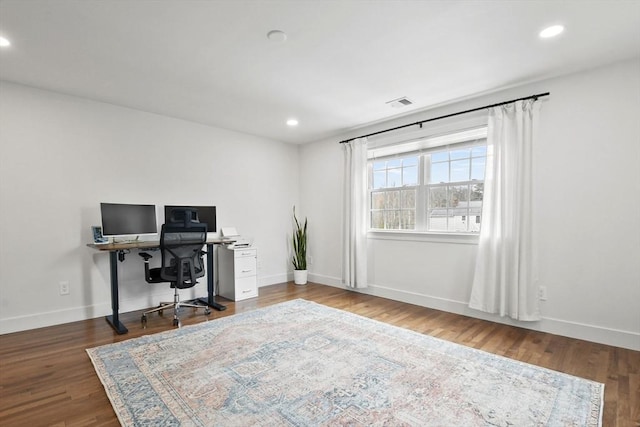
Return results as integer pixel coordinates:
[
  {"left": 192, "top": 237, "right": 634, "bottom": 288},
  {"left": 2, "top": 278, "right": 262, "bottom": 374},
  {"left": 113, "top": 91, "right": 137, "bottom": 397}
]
[
  {"left": 469, "top": 99, "right": 541, "bottom": 321},
  {"left": 342, "top": 137, "right": 368, "bottom": 289}
]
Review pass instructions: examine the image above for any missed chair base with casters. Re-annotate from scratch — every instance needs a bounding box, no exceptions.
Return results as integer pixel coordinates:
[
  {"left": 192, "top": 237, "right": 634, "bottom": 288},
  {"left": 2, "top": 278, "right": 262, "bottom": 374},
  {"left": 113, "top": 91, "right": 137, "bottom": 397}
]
[{"left": 139, "top": 252, "right": 211, "bottom": 328}]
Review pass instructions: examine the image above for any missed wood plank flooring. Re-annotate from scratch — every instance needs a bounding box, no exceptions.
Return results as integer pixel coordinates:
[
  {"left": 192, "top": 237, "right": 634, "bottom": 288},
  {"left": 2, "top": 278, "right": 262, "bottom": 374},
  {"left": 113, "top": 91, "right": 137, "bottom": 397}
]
[{"left": 1, "top": 282, "right": 638, "bottom": 426}]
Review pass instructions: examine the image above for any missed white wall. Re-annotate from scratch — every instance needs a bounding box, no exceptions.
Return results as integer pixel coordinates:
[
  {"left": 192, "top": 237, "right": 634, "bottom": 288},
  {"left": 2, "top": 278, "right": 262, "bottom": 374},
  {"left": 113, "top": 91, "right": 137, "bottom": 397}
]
[
  {"left": 300, "top": 58, "right": 640, "bottom": 350},
  {"left": 0, "top": 81, "right": 300, "bottom": 334}
]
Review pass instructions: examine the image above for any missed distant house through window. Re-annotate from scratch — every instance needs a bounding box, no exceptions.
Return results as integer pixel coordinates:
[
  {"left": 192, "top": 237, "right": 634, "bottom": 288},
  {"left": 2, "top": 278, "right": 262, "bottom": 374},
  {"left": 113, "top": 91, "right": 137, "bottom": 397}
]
[{"left": 368, "top": 126, "right": 487, "bottom": 233}]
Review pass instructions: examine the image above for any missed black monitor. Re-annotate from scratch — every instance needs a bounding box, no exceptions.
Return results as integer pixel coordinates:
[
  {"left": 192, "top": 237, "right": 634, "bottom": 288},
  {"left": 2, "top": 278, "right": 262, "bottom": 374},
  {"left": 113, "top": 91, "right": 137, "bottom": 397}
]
[
  {"left": 100, "top": 203, "right": 158, "bottom": 237},
  {"left": 164, "top": 205, "right": 216, "bottom": 232}
]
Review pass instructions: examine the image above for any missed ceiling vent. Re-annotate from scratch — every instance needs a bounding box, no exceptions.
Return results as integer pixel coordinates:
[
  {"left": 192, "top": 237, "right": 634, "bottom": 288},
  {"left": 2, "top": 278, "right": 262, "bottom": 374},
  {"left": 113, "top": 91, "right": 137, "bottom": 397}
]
[{"left": 386, "top": 97, "right": 413, "bottom": 108}]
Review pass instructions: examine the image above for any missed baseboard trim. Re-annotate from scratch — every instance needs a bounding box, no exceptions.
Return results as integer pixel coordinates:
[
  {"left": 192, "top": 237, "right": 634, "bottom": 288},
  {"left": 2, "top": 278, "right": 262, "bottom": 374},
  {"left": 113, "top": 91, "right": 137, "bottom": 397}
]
[
  {"left": 0, "top": 304, "right": 109, "bottom": 335},
  {"left": 308, "top": 272, "right": 342, "bottom": 287},
  {"left": 0, "top": 286, "right": 208, "bottom": 335},
  {"left": 314, "top": 277, "right": 640, "bottom": 351},
  {"left": 258, "top": 273, "right": 289, "bottom": 287},
  {"left": 4, "top": 275, "right": 639, "bottom": 351},
  {"left": 1, "top": 273, "right": 297, "bottom": 335}
]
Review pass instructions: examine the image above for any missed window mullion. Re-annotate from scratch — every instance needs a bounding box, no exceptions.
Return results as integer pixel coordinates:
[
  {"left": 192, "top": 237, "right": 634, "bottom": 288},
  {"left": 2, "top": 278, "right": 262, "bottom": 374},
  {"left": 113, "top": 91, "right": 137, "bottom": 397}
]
[{"left": 417, "top": 154, "right": 427, "bottom": 230}]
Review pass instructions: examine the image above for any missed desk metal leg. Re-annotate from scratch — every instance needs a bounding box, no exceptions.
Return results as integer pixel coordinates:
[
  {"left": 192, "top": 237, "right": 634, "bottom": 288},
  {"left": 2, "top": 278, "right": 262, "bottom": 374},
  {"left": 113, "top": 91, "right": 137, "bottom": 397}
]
[
  {"left": 105, "top": 250, "right": 129, "bottom": 334},
  {"left": 196, "top": 243, "right": 227, "bottom": 311}
]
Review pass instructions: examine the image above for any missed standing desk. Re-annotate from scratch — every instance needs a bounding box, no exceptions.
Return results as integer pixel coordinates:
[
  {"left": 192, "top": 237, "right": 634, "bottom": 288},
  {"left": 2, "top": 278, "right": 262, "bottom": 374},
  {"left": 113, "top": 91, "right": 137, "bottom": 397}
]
[{"left": 87, "top": 238, "right": 232, "bottom": 334}]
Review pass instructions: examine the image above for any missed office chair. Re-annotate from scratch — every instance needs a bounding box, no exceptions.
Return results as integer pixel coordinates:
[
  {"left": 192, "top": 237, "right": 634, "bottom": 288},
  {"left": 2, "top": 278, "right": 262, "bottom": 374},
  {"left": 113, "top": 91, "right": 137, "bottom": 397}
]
[{"left": 139, "top": 208, "right": 210, "bottom": 327}]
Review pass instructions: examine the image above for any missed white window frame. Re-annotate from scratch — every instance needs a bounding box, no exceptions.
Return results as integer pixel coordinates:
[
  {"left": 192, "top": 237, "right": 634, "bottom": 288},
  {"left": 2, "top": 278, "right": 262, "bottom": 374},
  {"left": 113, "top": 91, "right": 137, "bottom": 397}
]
[{"left": 367, "top": 126, "right": 488, "bottom": 239}]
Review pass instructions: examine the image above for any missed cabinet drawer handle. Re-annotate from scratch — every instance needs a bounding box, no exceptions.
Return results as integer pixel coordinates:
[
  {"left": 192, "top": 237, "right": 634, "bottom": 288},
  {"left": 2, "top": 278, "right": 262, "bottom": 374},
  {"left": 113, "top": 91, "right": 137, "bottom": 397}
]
[
  {"left": 240, "top": 252, "right": 254, "bottom": 256},
  {"left": 242, "top": 289, "right": 253, "bottom": 293},
  {"left": 241, "top": 269, "right": 253, "bottom": 273}
]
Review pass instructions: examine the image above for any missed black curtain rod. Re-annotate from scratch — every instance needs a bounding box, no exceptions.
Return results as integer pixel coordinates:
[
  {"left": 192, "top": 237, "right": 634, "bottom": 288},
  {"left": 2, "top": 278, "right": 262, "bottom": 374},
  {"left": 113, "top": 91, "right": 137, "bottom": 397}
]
[{"left": 339, "top": 92, "right": 550, "bottom": 144}]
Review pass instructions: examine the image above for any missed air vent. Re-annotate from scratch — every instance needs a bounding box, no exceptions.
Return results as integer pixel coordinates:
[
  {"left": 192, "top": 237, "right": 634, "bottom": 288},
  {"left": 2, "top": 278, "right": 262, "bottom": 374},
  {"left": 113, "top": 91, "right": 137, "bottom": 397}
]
[{"left": 386, "top": 97, "right": 413, "bottom": 108}]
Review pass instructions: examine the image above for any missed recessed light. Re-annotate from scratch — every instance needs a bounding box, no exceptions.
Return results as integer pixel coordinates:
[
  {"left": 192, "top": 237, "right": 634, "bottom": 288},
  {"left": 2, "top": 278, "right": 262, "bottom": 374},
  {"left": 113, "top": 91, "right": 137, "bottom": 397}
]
[
  {"left": 539, "top": 25, "right": 564, "bottom": 39},
  {"left": 0, "top": 37, "right": 10, "bottom": 47},
  {"left": 286, "top": 119, "right": 299, "bottom": 127},
  {"left": 267, "top": 30, "right": 287, "bottom": 43}
]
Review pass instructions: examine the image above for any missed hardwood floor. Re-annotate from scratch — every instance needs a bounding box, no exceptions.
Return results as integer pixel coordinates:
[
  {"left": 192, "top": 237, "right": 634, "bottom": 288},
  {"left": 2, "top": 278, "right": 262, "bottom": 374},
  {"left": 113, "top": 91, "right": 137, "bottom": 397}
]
[{"left": 1, "top": 282, "right": 638, "bottom": 426}]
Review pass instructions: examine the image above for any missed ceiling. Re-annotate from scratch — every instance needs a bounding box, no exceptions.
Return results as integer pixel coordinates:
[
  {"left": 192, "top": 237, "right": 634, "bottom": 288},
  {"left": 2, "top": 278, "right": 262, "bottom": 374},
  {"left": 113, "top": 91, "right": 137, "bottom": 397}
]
[{"left": 1, "top": 1, "right": 639, "bottom": 144}]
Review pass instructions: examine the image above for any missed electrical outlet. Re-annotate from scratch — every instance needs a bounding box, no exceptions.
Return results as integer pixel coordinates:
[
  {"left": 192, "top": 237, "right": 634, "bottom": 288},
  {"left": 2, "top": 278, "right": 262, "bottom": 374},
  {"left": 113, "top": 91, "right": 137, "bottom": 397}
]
[
  {"left": 538, "top": 286, "right": 547, "bottom": 301},
  {"left": 308, "top": 255, "right": 314, "bottom": 266},
  {"left": 59, "top": 281, "right": 70, "bottom": 295}
]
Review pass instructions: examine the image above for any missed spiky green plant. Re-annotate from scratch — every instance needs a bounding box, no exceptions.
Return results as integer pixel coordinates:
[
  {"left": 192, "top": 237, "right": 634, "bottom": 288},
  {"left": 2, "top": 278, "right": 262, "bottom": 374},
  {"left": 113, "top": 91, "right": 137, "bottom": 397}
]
[{"left": 292, "top": 206, "right": 307, "bottom": 270}]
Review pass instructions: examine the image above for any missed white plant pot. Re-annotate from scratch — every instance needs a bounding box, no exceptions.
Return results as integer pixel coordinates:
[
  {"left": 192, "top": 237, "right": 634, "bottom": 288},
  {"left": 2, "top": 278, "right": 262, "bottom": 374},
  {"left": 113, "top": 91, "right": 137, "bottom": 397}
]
[{"left": 293, "top": 269, "right": 308, "bottom": 285}]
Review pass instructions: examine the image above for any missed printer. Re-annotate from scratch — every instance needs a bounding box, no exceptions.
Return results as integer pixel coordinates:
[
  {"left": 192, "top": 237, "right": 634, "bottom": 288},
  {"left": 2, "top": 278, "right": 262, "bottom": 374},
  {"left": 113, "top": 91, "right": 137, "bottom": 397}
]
[{"left": 220, "top": 227, "right": 252, "bottom": 248}]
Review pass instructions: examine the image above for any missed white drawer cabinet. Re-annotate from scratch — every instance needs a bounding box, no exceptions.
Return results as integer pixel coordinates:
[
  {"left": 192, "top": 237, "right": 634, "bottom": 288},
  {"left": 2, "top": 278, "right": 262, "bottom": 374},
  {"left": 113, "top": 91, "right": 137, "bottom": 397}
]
[{"left": 218, "top": 247, "right": 258, "bottom": 301}]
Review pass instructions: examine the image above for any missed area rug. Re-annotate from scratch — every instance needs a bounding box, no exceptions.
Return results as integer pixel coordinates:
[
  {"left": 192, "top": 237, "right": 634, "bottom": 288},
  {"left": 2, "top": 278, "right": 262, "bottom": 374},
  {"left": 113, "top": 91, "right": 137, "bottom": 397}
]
[{"left": 87, "top": 299, "right": 603, "bottom": 426}]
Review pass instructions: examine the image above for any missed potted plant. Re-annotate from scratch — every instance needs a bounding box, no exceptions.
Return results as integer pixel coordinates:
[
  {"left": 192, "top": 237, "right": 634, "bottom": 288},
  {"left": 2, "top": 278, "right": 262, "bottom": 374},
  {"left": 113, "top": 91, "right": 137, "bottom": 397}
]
[{"left": 292, "top": 206, "right": 308, "bottom": 285}]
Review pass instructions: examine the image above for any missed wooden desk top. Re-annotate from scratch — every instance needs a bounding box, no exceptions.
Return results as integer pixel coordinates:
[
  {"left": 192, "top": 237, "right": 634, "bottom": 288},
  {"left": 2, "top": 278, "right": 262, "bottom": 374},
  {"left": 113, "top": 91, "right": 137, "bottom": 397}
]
[{"left": 87, "top": 237, "right": 234, "bottom": 251}]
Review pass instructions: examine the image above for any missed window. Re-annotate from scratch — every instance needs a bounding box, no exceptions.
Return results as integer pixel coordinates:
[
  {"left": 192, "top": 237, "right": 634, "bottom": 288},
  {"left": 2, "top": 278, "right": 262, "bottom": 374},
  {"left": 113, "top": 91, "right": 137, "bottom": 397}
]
[
  {"left": 368, "top": 127, "right": 487, "bottom": 233},
  {"left": 371, "top": 157, "right": 418, "bottom": 230}
]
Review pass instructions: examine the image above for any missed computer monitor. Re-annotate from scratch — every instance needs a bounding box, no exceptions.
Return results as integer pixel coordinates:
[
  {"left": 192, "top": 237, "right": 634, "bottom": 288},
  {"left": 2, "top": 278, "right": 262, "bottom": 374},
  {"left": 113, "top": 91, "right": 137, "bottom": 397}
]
[
  {"left": 164, "top": 205, "right": 216, "bottom": 232},
  {"left": 100, "top": 203, "right": 158, "bottom": 237}
]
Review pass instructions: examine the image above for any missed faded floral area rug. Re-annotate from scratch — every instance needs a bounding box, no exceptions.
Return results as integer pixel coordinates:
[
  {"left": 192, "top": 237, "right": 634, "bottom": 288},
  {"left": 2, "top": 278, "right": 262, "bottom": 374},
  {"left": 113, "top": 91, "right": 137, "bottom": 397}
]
[{"left": 87, "top": 299, "right": 603, "bottom": 426}]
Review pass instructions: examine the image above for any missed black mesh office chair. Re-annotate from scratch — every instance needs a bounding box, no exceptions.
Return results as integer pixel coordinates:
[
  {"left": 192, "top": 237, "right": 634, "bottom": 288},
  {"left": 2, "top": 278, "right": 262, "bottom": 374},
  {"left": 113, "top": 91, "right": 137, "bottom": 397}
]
[{"left": 139, "top": 208, "right": 210, "bottom": 327}]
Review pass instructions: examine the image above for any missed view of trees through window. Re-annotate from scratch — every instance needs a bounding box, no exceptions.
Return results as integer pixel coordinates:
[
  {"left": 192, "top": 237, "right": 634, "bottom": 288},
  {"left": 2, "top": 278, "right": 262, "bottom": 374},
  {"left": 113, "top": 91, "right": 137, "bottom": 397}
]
[{"left": 369, "top": 137, "right": 487, "bottom": 232}]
